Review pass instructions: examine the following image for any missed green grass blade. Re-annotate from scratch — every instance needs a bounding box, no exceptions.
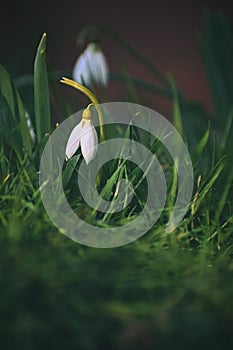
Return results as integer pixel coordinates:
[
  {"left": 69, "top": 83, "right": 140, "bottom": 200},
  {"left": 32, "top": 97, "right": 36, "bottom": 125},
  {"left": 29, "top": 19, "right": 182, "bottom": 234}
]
[
  {"left": 169, "top": 77, "right": 183, "bottom": 137},
  {"left": 199, "top": 13, "right": 233, "bottom": 123},
  {"left": 220, "top": 105, "right": 233, "bottom": 152},
  {"left": 34, "top": 33, "right": 51, "bottom": 144},
  {"left": 62, "top": 155, "right": 80, "bottom": 187},
  {"left": 193, "top": 121, "right": 210, "bottom": 161},
  {"left": 214, "top": 165, "right": 233, "bottom": 223},
  {"left": 0, "top": 64, "right": 32, "bottom": 157},
  {"left": 192, "top": 156, "right": 226, "bottom": 215}
]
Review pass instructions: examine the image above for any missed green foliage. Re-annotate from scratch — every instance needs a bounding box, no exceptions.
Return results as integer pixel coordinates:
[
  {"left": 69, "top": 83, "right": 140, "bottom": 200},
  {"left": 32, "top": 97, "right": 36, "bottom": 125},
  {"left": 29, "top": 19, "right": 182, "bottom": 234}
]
[
  {"left": 0, "top": 11, "right": 233, "bottom": 350},
  {"left": 0, "top": 64, "right": 32, "bottom": 159},
  {"left": 199, "top": 13, "right": 233, "bottom": 126},
  {"left": 34, "top": 33, "right": 51, "bottom": 144}
]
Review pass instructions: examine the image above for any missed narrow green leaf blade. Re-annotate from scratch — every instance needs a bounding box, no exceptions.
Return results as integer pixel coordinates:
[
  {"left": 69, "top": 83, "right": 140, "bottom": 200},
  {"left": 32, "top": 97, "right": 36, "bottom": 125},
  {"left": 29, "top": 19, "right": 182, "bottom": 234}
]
[
  {"left": 193, "top": 121, "right": 210, "bottom": 161},
  {"left": 199, "top": 13, "right": 233, "bottom": 123},
  {"left": 169, "top": 76, "right": 183, "bottom": 137},
  {"left": 34, "top": 33, "right": 51, "bottom": 143},
  {"left": 0, "top": 64, "right": 32, "bottom": 156}
]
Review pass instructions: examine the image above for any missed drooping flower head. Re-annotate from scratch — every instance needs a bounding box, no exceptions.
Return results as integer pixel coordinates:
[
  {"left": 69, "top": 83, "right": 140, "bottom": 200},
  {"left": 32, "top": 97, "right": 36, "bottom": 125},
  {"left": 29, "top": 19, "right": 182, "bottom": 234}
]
[
  {"left": 73, "top": 43, "right": 109, "bottom": 87},
  {"left": 65, "top": 106, "right": 98, "bottom": 165},
  {"left": 60, "top": 77, "right": 105, "bottom": 165}
]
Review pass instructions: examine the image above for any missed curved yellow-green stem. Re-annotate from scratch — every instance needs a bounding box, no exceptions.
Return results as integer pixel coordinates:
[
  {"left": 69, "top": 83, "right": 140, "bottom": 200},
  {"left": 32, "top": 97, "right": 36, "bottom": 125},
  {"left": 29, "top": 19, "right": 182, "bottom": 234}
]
[{"left": 60, "top": 77, "right": 105, "bottom": 141}]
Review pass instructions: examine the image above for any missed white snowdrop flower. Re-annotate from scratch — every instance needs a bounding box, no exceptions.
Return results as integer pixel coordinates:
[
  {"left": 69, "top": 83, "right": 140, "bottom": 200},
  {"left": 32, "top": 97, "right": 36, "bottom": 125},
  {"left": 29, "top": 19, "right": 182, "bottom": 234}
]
[
  {"left": 25, "top": 111, "right": 36, "bottom": 143},
  {"left": 73, "top": 43, "right": 109, "bottom": 87},
  {"left": 65, "top": 108, "right": 98, "bottom": 165}
]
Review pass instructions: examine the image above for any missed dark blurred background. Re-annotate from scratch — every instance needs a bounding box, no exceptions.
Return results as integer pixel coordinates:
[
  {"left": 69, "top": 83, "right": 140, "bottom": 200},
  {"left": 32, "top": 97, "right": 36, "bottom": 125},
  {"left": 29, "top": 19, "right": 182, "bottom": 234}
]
[{"left": 1, "top": 0, "right": 233, "bottom": 115}]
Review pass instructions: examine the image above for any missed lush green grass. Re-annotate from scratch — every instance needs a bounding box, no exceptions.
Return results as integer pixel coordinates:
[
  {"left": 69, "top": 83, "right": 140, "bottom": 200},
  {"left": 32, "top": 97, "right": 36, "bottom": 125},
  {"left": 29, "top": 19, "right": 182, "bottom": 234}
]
[
  {"left": 0, "top": 12, "right": 233, "bottom": 350},
  {"left": 0, "top": 232, "right": 233, "bottom": 350}
]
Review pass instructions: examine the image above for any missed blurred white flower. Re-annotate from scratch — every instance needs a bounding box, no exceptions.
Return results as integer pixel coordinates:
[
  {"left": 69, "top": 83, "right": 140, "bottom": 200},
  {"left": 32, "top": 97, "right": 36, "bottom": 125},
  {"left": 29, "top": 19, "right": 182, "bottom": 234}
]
[
  {"left": 25, "top": 111, "right": 36, "bottom": 143},
  {"left": 73, "top": 43, "right": 109, "bottom": 87},
  {"left": 65, "top": 108, "right": 98, "bottom": 165}
]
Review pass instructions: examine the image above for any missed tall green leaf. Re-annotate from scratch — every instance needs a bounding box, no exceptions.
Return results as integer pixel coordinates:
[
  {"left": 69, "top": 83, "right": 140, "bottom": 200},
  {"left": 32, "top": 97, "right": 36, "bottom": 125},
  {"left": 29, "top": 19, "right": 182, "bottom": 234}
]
[
  {"left": 0, "top": 64, "right": 32, "bottom": 157},
  {"left": 34, "top": 33, "right": 51, "bottom": 144},
  {"left": 169, "top": 76, "right": 183, "bottom": 137},
  {"left": 199, "top": 13, "right": 233, "bottom": 125}
]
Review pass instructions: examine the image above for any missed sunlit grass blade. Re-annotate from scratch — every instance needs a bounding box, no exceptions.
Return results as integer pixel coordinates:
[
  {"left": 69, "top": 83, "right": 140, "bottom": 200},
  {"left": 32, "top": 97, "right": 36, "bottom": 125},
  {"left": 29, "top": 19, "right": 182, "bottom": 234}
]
[{"left": 34, "top": 33, "right": 51, "bottom": 144}]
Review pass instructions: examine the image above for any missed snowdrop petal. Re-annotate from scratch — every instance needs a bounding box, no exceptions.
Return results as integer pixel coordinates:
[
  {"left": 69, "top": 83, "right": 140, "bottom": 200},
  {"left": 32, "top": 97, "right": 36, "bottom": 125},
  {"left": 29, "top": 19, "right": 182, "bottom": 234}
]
[
  {"left": 93, "top": 51, "right": 109, "bottom": 86},
  {"left": 65, "top": 122, "right": 82, "bottom": 159},
  {"left": 73, "top": 44, "right": 94, "bottom": 86},
  {"left": 72, "top": 43, "right": 109, "bottom": 87},
  {"left": 73, "top": 55, "right": 89, "bottom": 85},
  {"left": 80, "top": 120, "right": 98, "bottom": 165}
]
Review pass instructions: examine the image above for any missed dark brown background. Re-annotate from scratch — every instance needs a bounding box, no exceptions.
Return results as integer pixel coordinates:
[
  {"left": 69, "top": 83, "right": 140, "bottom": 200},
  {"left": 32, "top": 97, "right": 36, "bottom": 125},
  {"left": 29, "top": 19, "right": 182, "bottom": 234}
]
[{"left": 1, "top": 0, "right": 233, "bottom": 115}]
